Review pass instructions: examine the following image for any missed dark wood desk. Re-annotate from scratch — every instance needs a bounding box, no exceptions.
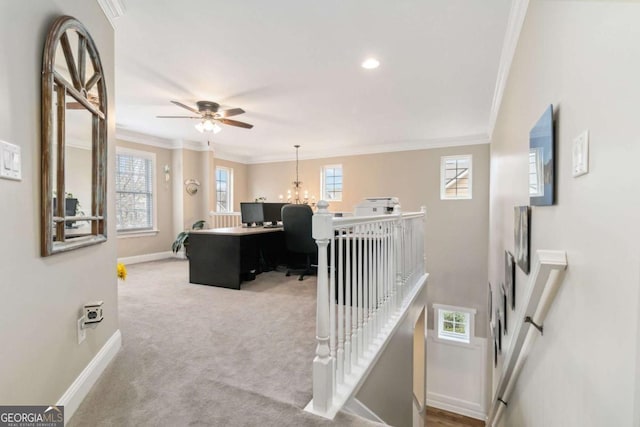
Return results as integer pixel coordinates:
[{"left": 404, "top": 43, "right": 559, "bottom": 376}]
[{"left": 188, "top": 227, "right": 284, "bottom": 290}]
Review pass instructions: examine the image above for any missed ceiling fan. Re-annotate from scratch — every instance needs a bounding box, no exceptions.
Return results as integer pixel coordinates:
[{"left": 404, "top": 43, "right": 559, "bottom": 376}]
[{"left": 157, "top": 100, "right": 253, "bottom": 133}]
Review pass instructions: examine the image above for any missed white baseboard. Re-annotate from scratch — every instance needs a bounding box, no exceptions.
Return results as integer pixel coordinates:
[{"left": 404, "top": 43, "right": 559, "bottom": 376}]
[
  {"left": 343, "top": 398, "right": 387, "bottom": 425},
  {"left": 57, "top": 329, "right": 122, "bottom": 424},
  {"left": 427, "top": 392, "right": 486, "bottom": 421},
  {"left": 117, "top": 251, "right": 174, "bottom": 265}
]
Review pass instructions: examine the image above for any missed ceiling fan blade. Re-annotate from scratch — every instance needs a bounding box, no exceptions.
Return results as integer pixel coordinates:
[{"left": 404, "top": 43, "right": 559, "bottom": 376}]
[
  {"left": 170, "top": 100, "right": 201, "bottom": 115},
  {"left": 217, "top": 108, "right": 245, "bottom": 118},
  {"left": 156, "top": 115, "right": 201, "bottom": 119},
  {"left": 218, "top": 118, "right": 253, "bottom": 129}
]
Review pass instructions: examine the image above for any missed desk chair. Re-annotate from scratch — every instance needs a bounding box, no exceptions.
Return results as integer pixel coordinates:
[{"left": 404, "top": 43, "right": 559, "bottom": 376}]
[{"left": 282, "top": 204, "right": 317, "bottom": 281}]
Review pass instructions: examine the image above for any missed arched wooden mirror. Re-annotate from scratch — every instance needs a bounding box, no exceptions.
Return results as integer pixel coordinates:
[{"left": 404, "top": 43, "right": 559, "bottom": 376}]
[{"left": 41, "top": 16, "right": 107, "bottom": 256}]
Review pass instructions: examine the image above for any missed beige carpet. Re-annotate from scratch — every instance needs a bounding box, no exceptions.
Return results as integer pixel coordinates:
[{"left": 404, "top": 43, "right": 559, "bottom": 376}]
[{"left": 69, "top": 259, "right": 378, "bottom": 426}]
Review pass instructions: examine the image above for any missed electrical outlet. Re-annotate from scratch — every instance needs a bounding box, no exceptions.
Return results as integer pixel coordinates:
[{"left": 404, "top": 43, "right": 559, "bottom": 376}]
[{"left": 77, "top": 316, "right": 86, "bottom": 344}]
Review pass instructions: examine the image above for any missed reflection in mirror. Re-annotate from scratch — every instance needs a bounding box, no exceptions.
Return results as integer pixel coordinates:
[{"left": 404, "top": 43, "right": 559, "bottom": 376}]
[
  {"left": 64, "top": 92, "right": 93, "bottom": 238},
  {"left": 528, "top": 105, "right": 555, "bottom": 206},
  {"left": 42, "top": 16, "right": 107, "bottom": 256},
  {"left": 528, "top": 148, "right": 544, "bottom": 198}
]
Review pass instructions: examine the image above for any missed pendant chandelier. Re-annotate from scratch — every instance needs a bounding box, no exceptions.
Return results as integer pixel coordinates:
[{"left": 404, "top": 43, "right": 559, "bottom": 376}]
[{"left": 279, "top": 145, "right": 315, "bottom": 205}]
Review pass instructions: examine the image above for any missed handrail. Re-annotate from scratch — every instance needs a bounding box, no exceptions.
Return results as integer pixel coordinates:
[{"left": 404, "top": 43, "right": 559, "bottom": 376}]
[
  {"left": 305, "top": 201, "right": 427, "bottom": 419},
  {"left": 488, "top": 250, "right": 568, "bottom": 426}
]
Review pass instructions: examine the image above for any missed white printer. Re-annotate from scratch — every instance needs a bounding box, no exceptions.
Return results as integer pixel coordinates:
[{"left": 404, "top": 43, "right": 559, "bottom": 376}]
[{"left": 354, "top": 197, "right": 400, "bottom": 216}]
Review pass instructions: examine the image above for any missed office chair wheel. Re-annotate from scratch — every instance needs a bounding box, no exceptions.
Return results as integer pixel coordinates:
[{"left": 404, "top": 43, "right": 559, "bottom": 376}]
[
  {"left": 286, "top": 271, "right": 291, "bottom": 277},
  {"left": 298, "top": 276, "right": 303, "bottom": 281}
]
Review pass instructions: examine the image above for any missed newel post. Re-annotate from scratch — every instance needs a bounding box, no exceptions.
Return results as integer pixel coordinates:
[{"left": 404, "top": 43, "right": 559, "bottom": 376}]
[
  {"left": 421, "top": 206, "right": 427, "bottom": 275},
  {"left": 312, "top": 200, "right": 334, "bottom": 413}
]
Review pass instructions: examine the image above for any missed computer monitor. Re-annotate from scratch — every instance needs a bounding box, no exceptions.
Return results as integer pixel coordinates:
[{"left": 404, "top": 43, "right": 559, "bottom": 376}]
[
  {"left": 240, "top": 202, "right": 264, "bottom": 226},
  {"left": 262, "top": 203, "right": 288, "bottom": 225},
  {"left": 53, "top": 197, "right": 79, "bottom": 228}
]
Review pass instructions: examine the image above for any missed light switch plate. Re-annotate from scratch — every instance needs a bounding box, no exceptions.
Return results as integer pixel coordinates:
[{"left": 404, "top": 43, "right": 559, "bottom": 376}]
[
  {"left": 0, "top": 140, "right": 22, "bottom": 181},
  {"left": 572, "top": 130, "right": 589, "bottom": 177}
]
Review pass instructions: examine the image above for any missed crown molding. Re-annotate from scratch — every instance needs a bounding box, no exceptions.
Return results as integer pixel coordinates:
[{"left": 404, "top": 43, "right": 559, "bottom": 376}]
[
  {"left": 115, "top": 128, "right": 174, "bottom": 149},
  {"left": 246, "top": 134, "right": 489, "bottom": 164},
  {"left": 488, "top": 0, "right": 530, "bottom": 139},
  {"left": 243, "top": 134, "right": 490, "bottom": 164},
  {"left": 115, "top": 128, "right": 488, "bottom": 164},
  {"left": 97, "top": 0, "right": 126, "bottom": 29},
  {"left": 115, "top": 127, "right": 214, "bottom": 152}
]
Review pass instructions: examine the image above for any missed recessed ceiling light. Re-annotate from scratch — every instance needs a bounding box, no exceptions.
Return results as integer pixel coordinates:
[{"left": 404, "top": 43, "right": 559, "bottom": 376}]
[{"left": 361, "top": 58, "right": 380, "bottom": 69}]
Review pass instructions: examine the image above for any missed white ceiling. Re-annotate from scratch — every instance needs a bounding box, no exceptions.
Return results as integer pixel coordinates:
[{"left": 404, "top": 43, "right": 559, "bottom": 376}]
[{"left": 113, "top": 0, "right": 511, "bottom": 163}]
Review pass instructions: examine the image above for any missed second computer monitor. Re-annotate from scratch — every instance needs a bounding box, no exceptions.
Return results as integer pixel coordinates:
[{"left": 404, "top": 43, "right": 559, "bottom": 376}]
[
  {"left": 240, "top": 202, "right": 264, "bottom": 226},
  {"left": 262, "top": 202, "right": 288, "bottom": 225}
]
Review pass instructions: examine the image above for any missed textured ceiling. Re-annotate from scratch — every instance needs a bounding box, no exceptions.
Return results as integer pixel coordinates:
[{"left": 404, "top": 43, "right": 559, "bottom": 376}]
[{"left": 114, "top": 0, "right": 511, "bottom": 162}]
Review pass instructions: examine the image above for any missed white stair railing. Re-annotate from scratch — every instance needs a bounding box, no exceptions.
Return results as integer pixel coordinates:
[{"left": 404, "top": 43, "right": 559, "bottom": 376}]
[
  {"left": 305, "top": 200, "right": 428, "bottom": 419},
  {"left": 209, "top": 211, "right": 242, "bottom": 228}
]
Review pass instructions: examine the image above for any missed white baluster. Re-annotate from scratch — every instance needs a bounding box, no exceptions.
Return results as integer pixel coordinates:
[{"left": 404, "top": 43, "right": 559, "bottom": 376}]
[
  {"left": 329, "top": 225, "right": 336, "bottom": 396},
  {"left": 357, "top": 224, "right": 363, "bottom": 360},
  {"left": 344, "top": 228, "right": 352, "bottom": 376},
  {"left": 311, "top": 200, "right": 334, "bottom": 413},
  {"left": 337, "top": 228, "right": 344, "bottom": 384}
]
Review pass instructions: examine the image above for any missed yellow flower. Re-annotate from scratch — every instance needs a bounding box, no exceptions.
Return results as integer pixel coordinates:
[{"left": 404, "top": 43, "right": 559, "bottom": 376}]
[{"left": 117, "top": 263, "right": 127, "bottom": 281}]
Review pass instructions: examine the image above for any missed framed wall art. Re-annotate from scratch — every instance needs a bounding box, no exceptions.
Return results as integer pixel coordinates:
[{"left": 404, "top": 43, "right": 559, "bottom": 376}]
[
  {"left": 515, "top": 206, "right": 531, "bottom": 274},
  {"left": 505, "top": 251, "right": 515, "bottom": 310}
]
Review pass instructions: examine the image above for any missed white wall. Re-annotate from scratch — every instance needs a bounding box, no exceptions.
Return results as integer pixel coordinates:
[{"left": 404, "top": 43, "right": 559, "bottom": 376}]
[
  {"left": 0, "top": 0, "right": 118, "bottom": 406},
  {"left": 489, "top": 1, "right": 640, "bottom": 425},
  {"left": 427, "top": 332, "right": 487, "bottom": 420}
]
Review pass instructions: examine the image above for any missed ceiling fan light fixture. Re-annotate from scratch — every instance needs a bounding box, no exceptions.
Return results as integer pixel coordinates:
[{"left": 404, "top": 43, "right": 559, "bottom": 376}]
[
  {"left": 361, "top": 58, "right": 380, "bottom": 69},
  {"left": 212, "top": 123, "right": 222, "bottom": 134},
  {"left": 195, "top": 122, "right": 204, "bottom": 133}
]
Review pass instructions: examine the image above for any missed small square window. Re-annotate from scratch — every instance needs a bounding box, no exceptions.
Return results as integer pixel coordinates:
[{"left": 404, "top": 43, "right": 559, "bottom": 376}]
[
  {"left": 440, "top": 155, "right": 472, "bottom": 200},
  {"left": 434, "top": 304, "right": 476, "bottom": 344}
]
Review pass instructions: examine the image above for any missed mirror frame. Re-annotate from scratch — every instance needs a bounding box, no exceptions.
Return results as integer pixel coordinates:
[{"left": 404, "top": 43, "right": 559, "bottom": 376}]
[{"left": 41, "top": 16, "right": 108, "bottom": 256}]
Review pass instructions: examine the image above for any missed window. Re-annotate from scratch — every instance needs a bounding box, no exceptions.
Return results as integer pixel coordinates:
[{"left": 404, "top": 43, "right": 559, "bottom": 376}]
[
  {"left": 321, "top": 165, "right": 343, "bottom": 201},
  {"left": 440, "top": 155, "right": 472, "bottom": 200},
  {"left": 529, "top": 147, "right": 544, "bottom": 197},
  {"left": 116, "top": 148, "right": 156, "bottom": 232},
  {"left": 216, "top": 166, "right": 233, "bottom": 212},
  {"left": 433, "top": 304, "right": 476, "bottom": 344}
]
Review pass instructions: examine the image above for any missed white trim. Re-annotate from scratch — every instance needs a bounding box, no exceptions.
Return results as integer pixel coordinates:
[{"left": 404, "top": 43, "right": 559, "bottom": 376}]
[
  {"left": 247, "top": 134, "right": 489, "bottom": 164},
  {"left": 96, "top": 0, "right": 126, "bottom": 29},
  {"left": 117, "top": 229, "right": 159, "bottom": 239},
  {"left": 426, "top": 392, "right": 486, "bottom": 421},
  {"left": 488, "top": 0, "right": 530, "bottom": 139},
  {"left": 426, "top": 332, "right": 487, "bottom": 421},
  {"left": 57, "top": 329, "right": 121, "bottom": 424},
  {"left": 115, "top": 127, "right": 488, "bottom": 164},
  {"left": 117, "top": 251, "right": 173, "bottom": 265},
  {"left": 343, "top": 398, "right": 387, "bottom": 425}
]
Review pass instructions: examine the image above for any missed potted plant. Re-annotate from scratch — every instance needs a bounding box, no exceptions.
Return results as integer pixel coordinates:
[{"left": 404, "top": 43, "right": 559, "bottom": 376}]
[{"left": 172, "top": 220, "right": 206, "bottom": 257}]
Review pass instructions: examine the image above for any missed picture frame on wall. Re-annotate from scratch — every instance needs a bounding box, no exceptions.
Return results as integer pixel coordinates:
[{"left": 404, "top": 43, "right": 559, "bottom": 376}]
[
  {"left": 529, "top": 104, "right": 555, "bottom": 206},
  {"left": 515, "top": 206, "right": 531, "bottom": 274},
  {"left": 495, "top": 309, "right": 502, "bottom": 353},
  {"left": 505, "top": 251, "right": 516, "bottom": 310},
  {"left": 500, "top": 283, "right": 508, "bottom": 335},
  {"left": 488, "top": 282, "right": 493, "bottom": 324}
]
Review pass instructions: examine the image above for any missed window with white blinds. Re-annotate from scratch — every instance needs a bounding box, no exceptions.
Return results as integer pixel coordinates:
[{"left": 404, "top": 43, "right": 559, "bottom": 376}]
[{"left": 116, "top": 148, "right": 155, "bottom": 231}]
